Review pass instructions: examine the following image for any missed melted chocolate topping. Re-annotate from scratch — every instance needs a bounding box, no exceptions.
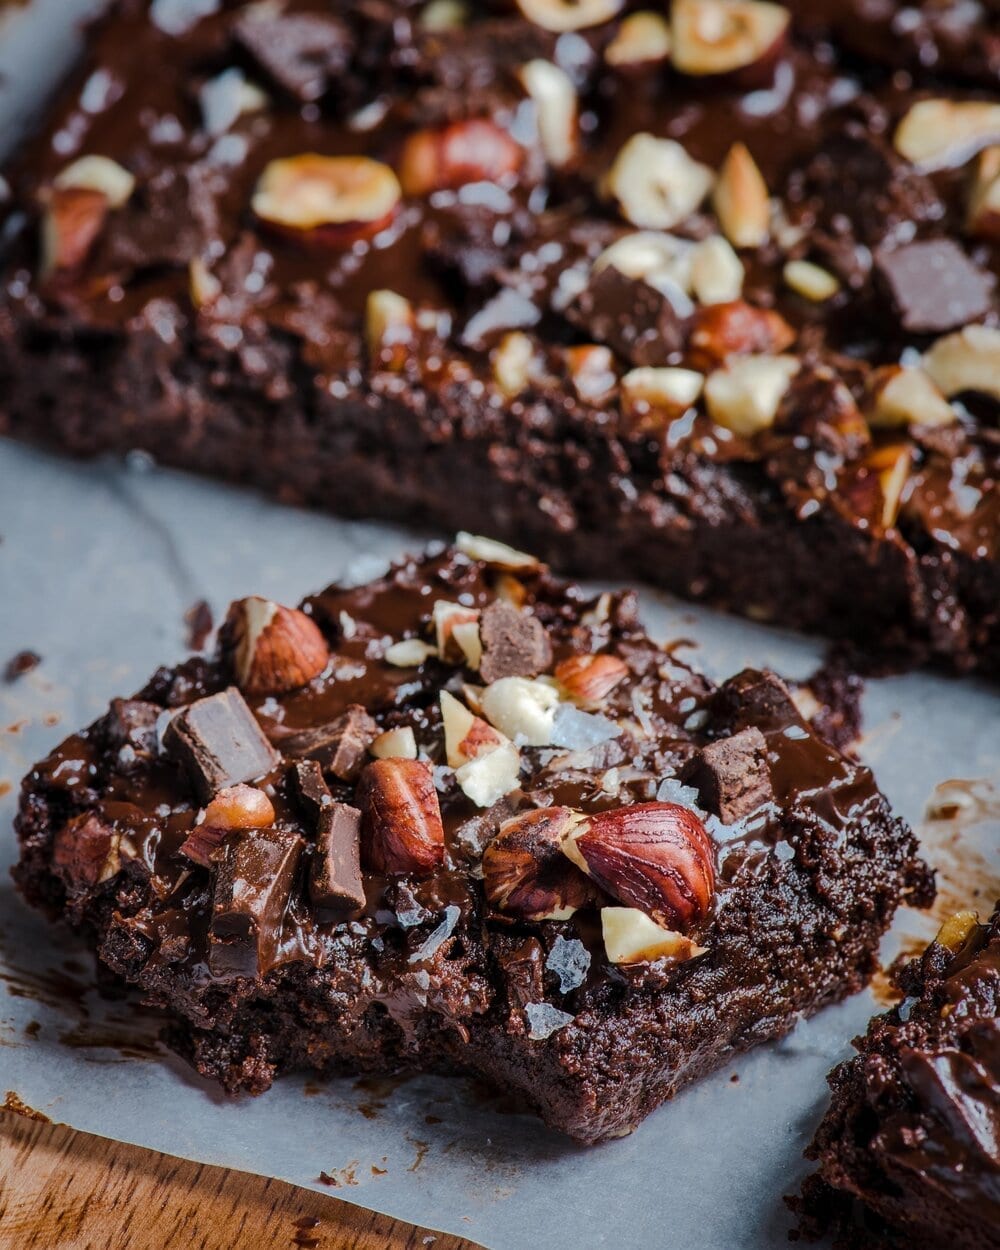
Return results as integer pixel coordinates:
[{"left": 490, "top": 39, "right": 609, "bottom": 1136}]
[{"left": 1, "top": 0, "right": 997, "bottom": 565}]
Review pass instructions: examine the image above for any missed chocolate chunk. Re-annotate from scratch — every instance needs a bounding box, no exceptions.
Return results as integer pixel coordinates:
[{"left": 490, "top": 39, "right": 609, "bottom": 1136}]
[
  {"left": 209, "top": 828, "right": 302, "bottom": 978},
  {"left": 163, "top": 687, "right": 280, "bottom": 802},
  {"left": 713, "top": 669, "right": 798, "bottom": 734},
  {"left": 282, "top": 704, "right": 378, "bottom": 782},
  {"left": 309, "top": 802, "right": 365, "bottom": 917},
  {"left": 795, "top": 124, "right": 943, "bottom": 250},
  {"left": 564, "top": 266, "right": 691, "bottom": 367},
  {"left": 478, "top": 601, "right": 553, "bottom": 684},
  {"left": 684, "top": 727, "right": 773, "bottom": 824},
  {"left": 233, "top": 12, "right": 353, "bottom": 102},
  {"left": 103, "top": 698, "right": 161, "bottom": 763},
  {"left": 4, "top": 649, "right": 40, "bottom": 681},
  {"left": 874, "top": 240, "right": 995, "bottom": 335},
  {"left": 291, "top": 759, "right": 334, "bottom": 823}
]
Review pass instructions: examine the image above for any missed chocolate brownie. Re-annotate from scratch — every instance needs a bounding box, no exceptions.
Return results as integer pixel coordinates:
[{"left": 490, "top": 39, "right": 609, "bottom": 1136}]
[
  {"left": 0, "top": 1, "right": 998, "bottom": 677},
  {"left": 12, "top": 536, "right": 933, "bottom": 1142},
  {"left": 794, "top": 907, "right": 1000, "bottom": 1250}
]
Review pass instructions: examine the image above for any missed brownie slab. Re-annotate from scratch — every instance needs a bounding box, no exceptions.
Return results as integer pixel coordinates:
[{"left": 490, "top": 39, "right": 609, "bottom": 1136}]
[
  {"left": 794, "top": 907, "right": 1000, "bottom": 1250},
  {"left": 13, "top": 536, "right": 932, "bottom": 1143},
  {"left": 1, "top": 1, "right": 998, "bottom": 677}
]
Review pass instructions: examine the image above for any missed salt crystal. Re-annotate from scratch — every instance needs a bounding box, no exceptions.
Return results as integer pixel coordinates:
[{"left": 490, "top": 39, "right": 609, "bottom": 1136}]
[
  {"left": 550, "top": 703, "right": 620, "bottom": 749},
  {"left": 546, "top": 936, "right": 591, "bottom": 994},
  {"left": 408, "top": 905, "right": 461, "bottom": 964},
  {"left": 656, "top": 777, "right": 703, "bottom": 810},
  {"left": 524, "top": 1002, "right": 575, "bottom": 1041}
]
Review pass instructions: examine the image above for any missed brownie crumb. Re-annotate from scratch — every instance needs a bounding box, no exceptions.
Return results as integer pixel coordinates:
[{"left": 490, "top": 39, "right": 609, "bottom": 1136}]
[
  {"left": 4, "top": 650, "right": 41, "bottom": 682},
  {"left": 802, "top": 655, "right": 865, "bottom": 754},
  {"left": 184, "top": 599, "right": 214, "bottom": 651}
]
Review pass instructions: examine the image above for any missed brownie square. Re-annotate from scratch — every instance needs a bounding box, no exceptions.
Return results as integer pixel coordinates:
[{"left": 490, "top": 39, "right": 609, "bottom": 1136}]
[{"left": 13, "top": 537, "right": 932, "bottom": 1142}]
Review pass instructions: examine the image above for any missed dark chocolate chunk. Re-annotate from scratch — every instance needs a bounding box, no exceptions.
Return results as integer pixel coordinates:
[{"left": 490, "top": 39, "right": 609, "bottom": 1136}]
[
  {"left": 163, "top": 687, "right": 280, "bottom": 802},
  {"left": 291, "top": 758, "right": 334, "bottom": 823},
  {"left": 4, "top": 649, "right": 40, "bottom": 681},
  {"left": 874, "top": 240, "right": 995, "bottom": 335},
  {"left": 281, "top": 704, "right": 378, "bottom": 782},
  {"left": 309, "top": 802, "right": 364, "bottom": 916},
  {"left": 103, "top": 698, "right": 162, "bottom": 766},
  {"left": 209, "top": 828, "right": 303, "bottom": 978},
  {"left": 233, "top": 11, "right": 353, "bottom": 102},
  {"left": 478, "top": 600, "right": 553, "bottom": 684},
  {"left": 564, "top": 266, "right": 691, "bottom": 367},
  {"left": 684, "top": 727, "right": 773, "bottom": 824},
  {"left": 795, "top": 124, "right": 943, "bottom": 250},
  {"left": 713, "top": 670, "right": 798, "bottom": 734}
]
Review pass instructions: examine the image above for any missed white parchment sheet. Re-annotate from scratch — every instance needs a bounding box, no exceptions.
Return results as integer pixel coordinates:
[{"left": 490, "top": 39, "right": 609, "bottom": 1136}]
[{"left": 1, "top": 440, "right": 998, "bottom": 1250}]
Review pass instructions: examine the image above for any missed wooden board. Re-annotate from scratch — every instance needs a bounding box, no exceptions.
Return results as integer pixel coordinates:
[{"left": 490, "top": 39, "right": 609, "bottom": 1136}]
[{"left": 0, "top": 1107, "right": 482, "bottom": 1250}]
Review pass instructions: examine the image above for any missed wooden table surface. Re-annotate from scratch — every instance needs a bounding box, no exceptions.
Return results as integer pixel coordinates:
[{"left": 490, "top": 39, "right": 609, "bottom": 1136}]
[{"left": 0, "top": 1106, "right": 481, "bottom": 1250}]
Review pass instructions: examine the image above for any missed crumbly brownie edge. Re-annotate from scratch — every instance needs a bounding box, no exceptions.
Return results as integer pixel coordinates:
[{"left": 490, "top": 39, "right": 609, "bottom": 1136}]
[{"left": 0, "top": 353, "right": 996, "bottom": 681}]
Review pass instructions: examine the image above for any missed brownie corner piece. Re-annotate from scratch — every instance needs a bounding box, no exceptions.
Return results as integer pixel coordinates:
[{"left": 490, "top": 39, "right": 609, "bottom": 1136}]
[
  {"left": 793, "top": 906, "right": 1000, "bottom": 1250},
  {"left": 14, "top": 536, "right": 930, "bottom": 1142}
]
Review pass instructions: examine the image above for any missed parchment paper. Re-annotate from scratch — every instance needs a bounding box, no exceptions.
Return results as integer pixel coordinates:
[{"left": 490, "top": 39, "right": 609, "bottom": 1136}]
[{"left": 1, "top": 440, "right": 998, "bottom": 1250}]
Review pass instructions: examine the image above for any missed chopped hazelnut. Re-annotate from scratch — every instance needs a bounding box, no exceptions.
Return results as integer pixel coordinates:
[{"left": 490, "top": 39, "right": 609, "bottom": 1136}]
[
  {"left": 713, "top": 142, "right": 769, "bottom": 249},
  {"left": 671, "top": 0, "right": 789, "bottom": 78},
  {"left": 690, "top": 235, "right": 744, "bottom": 305},
  {"left": 894, "top": 99, "right": 1000, "bottom": 170},
  {"left": 704, "top": 354, "right": 800, "bottom": 436},
  {"left": 923, "top": 325, "right": 1000, "bottom": 402},
  {"left": 605, "top": 133, "right": 713, "bottom": 231},
  {"left": 605, "top": 12, "right": 672, "bottom": 67},
  {"left": 519, "top": 59, "right": 578, "bottom": 168},
  {"left": 782, "top": 259, "right": 840, "bottom": 303},
  {"left": 867, "top": 366, "right": 955, "bottom": 429}
]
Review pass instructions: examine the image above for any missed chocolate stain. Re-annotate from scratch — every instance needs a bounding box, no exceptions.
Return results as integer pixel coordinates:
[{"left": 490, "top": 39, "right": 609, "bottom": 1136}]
[
  {"left": 2, "top": 1090, "right": 50, "bottom": 1121},
  {"left": 0, "top": 781, "right": 11, "bottom": 798},
  {"left": 317, "top": 1162, "right": 359, "bottom": 1188},
  {"left": 406, "top": 1136, "right": 429, "bottom": 1173}
]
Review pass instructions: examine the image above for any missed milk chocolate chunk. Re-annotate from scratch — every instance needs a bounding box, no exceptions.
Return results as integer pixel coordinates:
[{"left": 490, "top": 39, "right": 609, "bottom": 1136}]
[
  {"left": 233, "top": 11, "right": 353, "bottom": 102},
  {"left": 209, "top": 828, "right": 303, "bottom": 978},
  {"left": 565, "top": 266, "right": 690, "bottom": 366},
  {"left": 291, "top": 758, "right": 333, "bottom": 823},
  {"left": 309, "top": 802, "right": 364, "bottom": 916},
  {"left": 478, "top": 600, "right": 553, "bottom": 684},
  {"left": 282, "top": 705, "right": 378, "bottom": 782},
  {"left": 163, "top": 687, "right": 280, "bottom": 802},
  {"left": 684, "top": 727, "right": 773, "bottom": 824},
  {"left": 874, "top": 240, "right": 995, "bottom": 334}
]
